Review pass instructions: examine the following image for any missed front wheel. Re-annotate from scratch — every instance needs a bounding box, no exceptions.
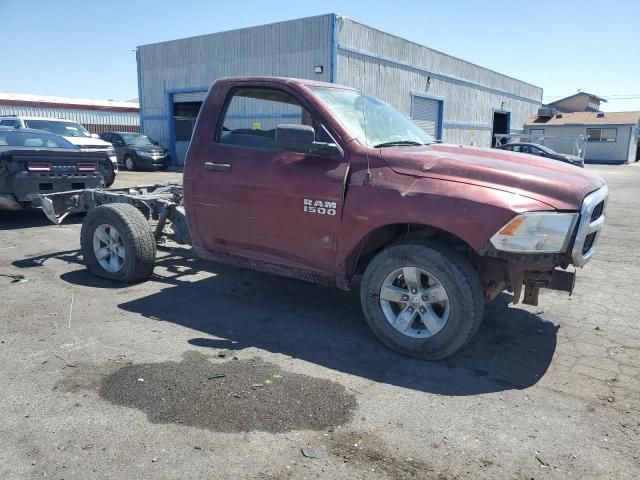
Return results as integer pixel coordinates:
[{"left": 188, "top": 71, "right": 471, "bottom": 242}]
[
  {"left": 80, "top": 203, "right": 156, "bottom": 283},
  {"left": 360, "top": 241, "right": 484, "bottom": 360}
]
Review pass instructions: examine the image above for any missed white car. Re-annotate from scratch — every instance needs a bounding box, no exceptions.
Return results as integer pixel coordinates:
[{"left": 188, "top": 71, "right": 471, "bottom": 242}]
[{"left": 0, "top": 116, "right": 118, "bottom": 185}]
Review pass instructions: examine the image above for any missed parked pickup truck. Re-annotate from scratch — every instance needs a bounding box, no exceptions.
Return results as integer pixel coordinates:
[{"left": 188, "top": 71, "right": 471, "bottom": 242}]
[
  {"left": 39, "top": 77, "right": 608, "bottom": 360},
  {"left": 0, "top": 127, "right": 109, "bottom": 210}
]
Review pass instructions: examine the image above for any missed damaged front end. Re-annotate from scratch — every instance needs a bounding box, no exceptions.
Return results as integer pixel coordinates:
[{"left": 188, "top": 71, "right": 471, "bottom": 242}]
[
  {"left": 0, "top": 148, "right": 106, "bottom": 210},
  {"left": 478, "top": 185, "right": 608, "bottom": 306}
]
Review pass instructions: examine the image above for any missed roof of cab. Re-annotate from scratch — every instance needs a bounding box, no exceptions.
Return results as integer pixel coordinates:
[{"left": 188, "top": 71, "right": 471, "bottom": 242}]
[{"left": 214, "top": 76, "right": 358, "bottom": 91}]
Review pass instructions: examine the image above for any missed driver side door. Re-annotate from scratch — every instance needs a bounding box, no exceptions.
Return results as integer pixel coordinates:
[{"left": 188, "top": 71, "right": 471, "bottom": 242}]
[{"left": 191, "top": 86, "right": 349, "bottom": 274}]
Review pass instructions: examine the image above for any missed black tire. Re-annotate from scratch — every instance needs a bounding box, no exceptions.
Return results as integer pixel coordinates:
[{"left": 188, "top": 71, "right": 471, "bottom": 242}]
[
  {"left": 103, "top": 163, "right": 116, "bottom": 187},
  {"left": 360, "top": 240, "right": 484, "bottom": 360},
  {"left": 124, "top": 155, "right": 136, "bottom": 171},
  {"left": 104, "top": 173, "right": 115, "bottom": 187},
  {"left": 80, "top": 203, "right": 155, "bottom": 283}
]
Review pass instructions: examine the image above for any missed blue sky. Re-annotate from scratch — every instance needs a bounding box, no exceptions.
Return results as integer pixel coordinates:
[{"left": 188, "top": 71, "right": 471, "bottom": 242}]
[{"left": 2, "top": 0, "right": 638, "bottom": 111}]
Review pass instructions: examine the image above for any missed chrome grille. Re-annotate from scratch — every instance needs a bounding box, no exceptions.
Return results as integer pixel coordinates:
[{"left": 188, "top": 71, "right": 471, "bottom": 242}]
[{"left": 572, "top": 185, "right": 608, "bottom": 267}]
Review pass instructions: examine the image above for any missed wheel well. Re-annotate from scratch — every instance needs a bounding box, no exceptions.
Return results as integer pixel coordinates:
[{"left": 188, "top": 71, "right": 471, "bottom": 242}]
[{"left": 347, "top": 224, "right": 476, "bottom": 279}]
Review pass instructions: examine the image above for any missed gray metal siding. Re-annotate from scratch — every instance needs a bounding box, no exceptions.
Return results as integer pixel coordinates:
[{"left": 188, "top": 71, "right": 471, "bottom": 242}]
[
  {"left": 335, "top": 17, "right": 542, "bottom": 146},
  {"left": 523, "top": 124, "right": 635, "bottom": 163},
  {"left": 138, "top": 15, "right": 333, "bottom": 150},
  {"left": 0, "top": 104, "right": 139, "bottom": 128}
]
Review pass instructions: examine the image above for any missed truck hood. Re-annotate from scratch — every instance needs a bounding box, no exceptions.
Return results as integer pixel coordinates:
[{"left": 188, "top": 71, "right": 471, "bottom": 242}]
[
  {"left": 64, "top": 136, "right": 112, "bottom": 149},
  {"left": 380, "top": 144, "right": 605, "bottom": 210}
]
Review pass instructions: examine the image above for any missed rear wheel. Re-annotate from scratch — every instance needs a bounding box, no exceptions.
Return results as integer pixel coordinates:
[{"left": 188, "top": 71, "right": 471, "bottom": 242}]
[
  {"left": 124, "top": 155, "right": 136, "bottom": 171},
  {"left": 360, "top": 241, "right": 484, "bottom": 360},
  {"left": 80, "top": 203, "right": 155, "bottom": 283}
]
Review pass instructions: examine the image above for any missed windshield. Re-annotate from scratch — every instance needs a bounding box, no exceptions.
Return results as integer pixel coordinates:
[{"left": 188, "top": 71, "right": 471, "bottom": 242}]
[
  {"left": 309, "top": 87, "right": 434, "bottom": 147},
  {"left": 24, "top": 120, "right": 91, "bottom": 138},
  {"left": 121, "top": 133, "right": 155, "bottom": 147},
  {"left": 534, "top": 144, "right": 556, "bottom": 155},
  {"left": 0, "top": 130, "right": 77, "bottom": 149}
]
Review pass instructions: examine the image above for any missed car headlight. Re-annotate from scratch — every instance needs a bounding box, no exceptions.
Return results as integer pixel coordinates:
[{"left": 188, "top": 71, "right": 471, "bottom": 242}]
[
  {"left": 137, "top": 151, "right": 151, "bottom": 158},
  {"left": 490, "top": 212, "right": 578, "bottom": 253}
]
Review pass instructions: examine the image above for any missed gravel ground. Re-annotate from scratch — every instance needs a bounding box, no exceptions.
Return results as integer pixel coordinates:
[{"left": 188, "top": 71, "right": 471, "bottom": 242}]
[{"left": 1, "top": 167, "right": 639, "bottom": 479}]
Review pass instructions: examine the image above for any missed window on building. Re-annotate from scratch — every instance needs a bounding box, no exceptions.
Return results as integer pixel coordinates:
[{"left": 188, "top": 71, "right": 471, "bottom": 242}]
[
  {"left": 529, "top": 128, "right": 544, "bottom": 139},
  {"left": 587, "top": 128, "right": 617, "bottom": 142}
]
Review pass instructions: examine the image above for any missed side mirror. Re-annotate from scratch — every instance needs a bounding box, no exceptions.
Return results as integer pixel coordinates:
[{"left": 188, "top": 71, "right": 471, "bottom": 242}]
[
  {"left": 276, "top": 124, "right": 314, "bottom": 153},
  {"left": 153, "top": 140, "right": 159, "bottom": 146},
  {"left": 91, "top": 133, "right": 99, "bottom": 139}
]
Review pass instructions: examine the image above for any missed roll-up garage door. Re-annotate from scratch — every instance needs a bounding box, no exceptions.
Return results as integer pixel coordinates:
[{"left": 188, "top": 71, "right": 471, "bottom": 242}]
[
  {"left": 173, "top": 91, "right": 208, "bottom": 103},
  {"left": 410, "top": 95, "right": 441, "bottom": 138}
]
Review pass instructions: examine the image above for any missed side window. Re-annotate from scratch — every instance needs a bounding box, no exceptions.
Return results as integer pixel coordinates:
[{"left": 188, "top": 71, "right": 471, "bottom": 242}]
[
  {"left": 0, "top": 120, "right": 18, "bottom": 127},
  {"left": 217, "top": 88, "right": 319, "bottom": 150}
]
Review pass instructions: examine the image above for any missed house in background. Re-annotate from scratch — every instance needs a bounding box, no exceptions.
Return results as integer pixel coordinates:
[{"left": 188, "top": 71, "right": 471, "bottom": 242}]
[
  {"left": 524, "top": 93, "right": 639, "bottom": 164},
  {"left": 548, "top": 92, "right": 607, "bottom": 113}
]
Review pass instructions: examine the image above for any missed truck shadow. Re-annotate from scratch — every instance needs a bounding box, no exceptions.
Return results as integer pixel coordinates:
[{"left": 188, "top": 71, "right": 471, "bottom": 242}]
[
  {"left": 0, "top": 209, "right": 83, "bottom": 230},
  {"left": 114, "top": 254, "right": 557, "bottom": 396},
  {"left": 16, "top": 249, "right": 557, "bottom": 396}
]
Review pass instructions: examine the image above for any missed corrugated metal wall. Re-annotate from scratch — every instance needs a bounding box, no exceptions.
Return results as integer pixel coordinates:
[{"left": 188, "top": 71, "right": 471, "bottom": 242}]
[
  {"left": 138, "top": 14, "right": 334, "bottom": 149},
  {"left": 524, "top": 124, "right": 634, "bottom": 163},
  {"left": 0, "top": 104, "right": 139, "bottom": 133},
  {"left": 335, "top": 17, "right": 543, "bottom": 146}
]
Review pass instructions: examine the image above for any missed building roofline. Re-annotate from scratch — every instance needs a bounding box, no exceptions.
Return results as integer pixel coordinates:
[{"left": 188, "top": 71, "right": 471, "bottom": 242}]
[
  {"left": 136, "top": 13, "right": 335, "bottom": 50},
  {"left": 338, "top": 16, "right": 542, "bottom": 92},
  {"left": 0, "top": 93, "right": 139, "bottom": 112},
  {"left": 549, "top": 92, "right": 608, "bottom": 105}
]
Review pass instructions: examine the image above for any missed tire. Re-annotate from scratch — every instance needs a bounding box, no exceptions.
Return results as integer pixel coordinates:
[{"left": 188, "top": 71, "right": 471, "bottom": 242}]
[
  {"left": 124, "top": 155, "right": 136, "bottom": 171},
  {"left": 360, "top": 240, "right": 484, "bottom": 360},
  {"left": 103, "top": 163, "right": 116, "bottom": 187},
  {"left": 80, "top": 203, "right": 156, "bottom": 283},
  {"left": 104, "top": 172, "right": 115, "bottom": 187}
]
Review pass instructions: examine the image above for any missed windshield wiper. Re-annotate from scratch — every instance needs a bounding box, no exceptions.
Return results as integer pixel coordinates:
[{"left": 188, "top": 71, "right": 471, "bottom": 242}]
[{"left": 373, "top": 140, "right": 425, "bottom": 148}]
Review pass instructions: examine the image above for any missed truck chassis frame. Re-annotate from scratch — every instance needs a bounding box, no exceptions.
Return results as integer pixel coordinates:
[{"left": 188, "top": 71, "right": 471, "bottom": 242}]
[{"left": 40, "top": 183, "right": 191, "bottom": 245}]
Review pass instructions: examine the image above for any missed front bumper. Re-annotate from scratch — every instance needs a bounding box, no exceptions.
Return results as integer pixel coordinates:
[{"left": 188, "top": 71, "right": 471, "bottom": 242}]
[
  {"left": 136, "top": 154, "right": 170, "bottom": 168},
  {"left": 13, "top": 172, "right": 103, "bottom": 204},
  {"left": 480, "top": 185, "right": 608, "bottom": 306}
]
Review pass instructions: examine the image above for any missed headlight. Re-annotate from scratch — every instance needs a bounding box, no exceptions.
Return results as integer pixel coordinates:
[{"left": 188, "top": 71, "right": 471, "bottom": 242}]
[
  {"left": 490, "top": 212, "right": 578, "bottom": 253},
  {"left": 137, "top": 151, "right": 151, "bottom": 158}
]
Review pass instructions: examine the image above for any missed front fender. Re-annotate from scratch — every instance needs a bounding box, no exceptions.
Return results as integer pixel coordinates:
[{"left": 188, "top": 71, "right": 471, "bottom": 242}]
[{"left": 334, "top": 173, "right": 554, "bottom": 282}]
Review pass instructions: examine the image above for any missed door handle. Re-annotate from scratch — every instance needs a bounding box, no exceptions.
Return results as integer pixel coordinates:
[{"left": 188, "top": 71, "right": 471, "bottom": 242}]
[{"left": 204, "top": 162, "right": 231, "bottom": 172}]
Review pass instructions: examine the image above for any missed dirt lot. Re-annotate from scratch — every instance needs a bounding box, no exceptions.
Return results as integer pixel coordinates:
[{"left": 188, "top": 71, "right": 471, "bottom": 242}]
[{"left": 1, "top": 167, "right": 639, "bottom": 479}]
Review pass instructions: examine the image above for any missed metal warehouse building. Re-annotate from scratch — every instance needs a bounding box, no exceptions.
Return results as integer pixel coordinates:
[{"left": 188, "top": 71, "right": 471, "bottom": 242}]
[
  {"left": 0, "top": 93, "right": 140, "bottom": 134},
  {"left": 137, "top": 14, "right": 543, "bottom": 164}
]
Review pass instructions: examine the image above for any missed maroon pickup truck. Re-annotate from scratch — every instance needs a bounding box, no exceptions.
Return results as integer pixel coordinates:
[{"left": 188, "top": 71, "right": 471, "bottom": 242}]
[{"left": 41, "top": 76, "right": 608, "bottom": 360}]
